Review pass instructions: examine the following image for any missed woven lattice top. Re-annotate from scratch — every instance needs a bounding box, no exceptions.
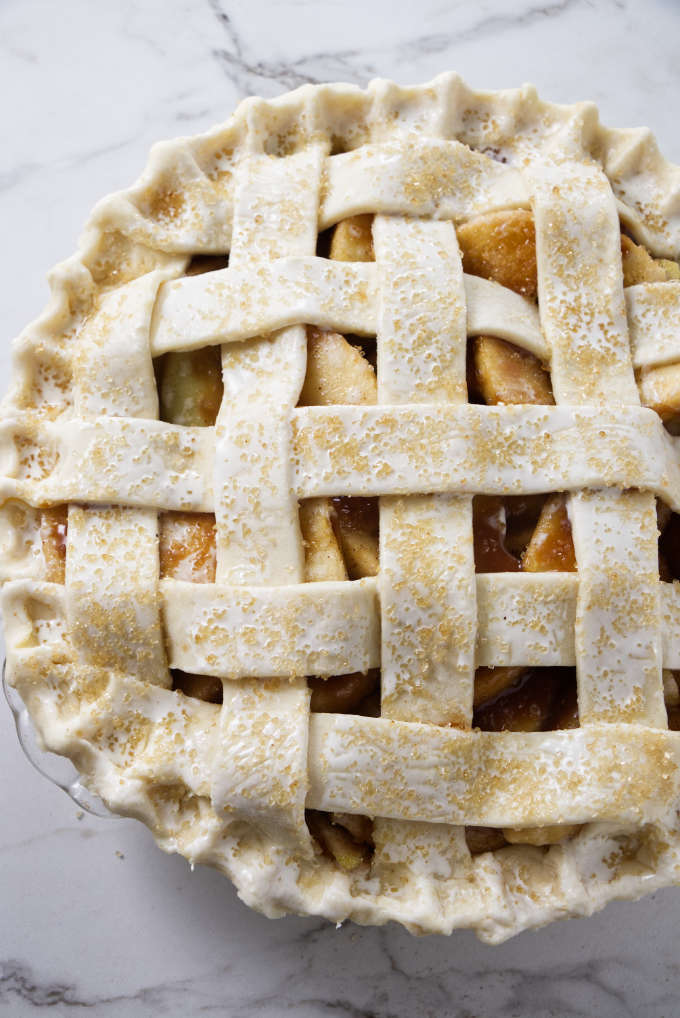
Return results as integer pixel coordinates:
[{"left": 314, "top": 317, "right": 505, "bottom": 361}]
[{"left": 3, "top": 73, "right": 680, "bottom": 943}]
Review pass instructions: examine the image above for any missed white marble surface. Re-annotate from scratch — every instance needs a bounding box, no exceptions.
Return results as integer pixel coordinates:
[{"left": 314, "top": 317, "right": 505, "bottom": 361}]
[{"left": 2, "top": 0, "right": 680, "bottom": 1014}]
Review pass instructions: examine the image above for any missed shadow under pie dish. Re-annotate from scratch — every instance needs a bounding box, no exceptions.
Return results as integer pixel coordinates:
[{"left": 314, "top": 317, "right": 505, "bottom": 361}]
[{"left": 2, "top": 74, "right": 680, "bottom": 945}]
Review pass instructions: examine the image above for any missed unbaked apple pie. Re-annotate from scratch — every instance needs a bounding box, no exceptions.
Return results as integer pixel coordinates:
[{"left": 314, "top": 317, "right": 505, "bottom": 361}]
[{"left": 3, "top": 74, "right": 680, "bottom": 942}]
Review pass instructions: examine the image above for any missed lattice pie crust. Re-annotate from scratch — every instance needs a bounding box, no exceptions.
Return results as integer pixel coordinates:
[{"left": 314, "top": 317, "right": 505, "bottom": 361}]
[{"left": 3, "top": 74, "right": 680, "bottom": 943}]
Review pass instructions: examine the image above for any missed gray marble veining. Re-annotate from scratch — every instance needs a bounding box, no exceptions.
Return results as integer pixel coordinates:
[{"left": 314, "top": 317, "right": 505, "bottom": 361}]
[{"left": 2, "top": 0, "right": 680, "bottom": 1014}]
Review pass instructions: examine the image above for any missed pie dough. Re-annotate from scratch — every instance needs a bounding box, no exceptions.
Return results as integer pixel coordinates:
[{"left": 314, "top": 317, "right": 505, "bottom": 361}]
[{"left": 2, "top": 73, "right": 680, "bottom": 943}]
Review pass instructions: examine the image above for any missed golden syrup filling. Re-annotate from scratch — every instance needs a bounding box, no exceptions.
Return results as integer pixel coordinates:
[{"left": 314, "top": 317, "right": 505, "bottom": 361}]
[
  {"left": 473, "top": 667, "right": 579, "bottom": 732},
  {"left": 184, "top": 253, "right": 229, "bottom": 276},
  {"left": 660, "top": 502, "right": 680, "bottom": 582},
  {"left": 469, "top": 668, "right": 582, "bottom": 853},
  {"left": 308, "top": 670, "right": 380, "bottom": 716},
  {"left": 473, "top": 493, "right": 576, "bottom": 574},
  {"left": 665, "top": 670, "right": 680, "bottom": 731},
  {"left": 171, "top": 670, "right": 223, "bottom": 704}
]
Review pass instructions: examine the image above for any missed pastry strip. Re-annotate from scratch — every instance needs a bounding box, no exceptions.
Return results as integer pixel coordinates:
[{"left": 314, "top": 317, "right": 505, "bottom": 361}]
[
  {"left": 151, "top": 261, "right": 543, "bottom": 359},
  {"left": 210, "top": 144, "right": 324, "bottom": 851},
  {"left": 4, "top": 405, "right": 679, "bottom": 510},
  {"left": 532, "top": 163, "right": 664, "bottom": 725},
  {"left": 309, "top": 715, "right": 680, "bottom": 827},
  {"left": 66, "top": 270, "right": 170, "bottom": 686}
]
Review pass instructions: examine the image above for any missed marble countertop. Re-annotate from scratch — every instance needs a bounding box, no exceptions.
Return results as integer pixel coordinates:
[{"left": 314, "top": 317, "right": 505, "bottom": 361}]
[{"left": 2, "top": 1, "right": 680, "bottom": 1014}]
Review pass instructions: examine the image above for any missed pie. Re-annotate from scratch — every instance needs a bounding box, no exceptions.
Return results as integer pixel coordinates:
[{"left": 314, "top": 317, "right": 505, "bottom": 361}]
[{"left": 2, "top": 73, "right": 680, "bottom": 944}]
